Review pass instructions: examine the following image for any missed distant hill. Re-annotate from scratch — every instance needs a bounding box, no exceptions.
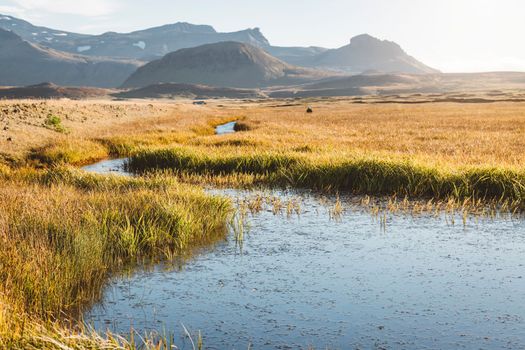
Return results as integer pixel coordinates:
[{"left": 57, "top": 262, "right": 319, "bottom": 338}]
[
  {"left": 0, "top": 28, "right": 143, "bottom": 87},
  {"left": 122, "top": 42, "right": 328, "bottom": 88},
  {"left": 0, "top": 82, "right": 110, "bottom": 99},
  {"left": 299, "top": 34, "right": 439, "bottom": 74},
  {"left": 268, "top": 73, "right": 422, "bottom": 98},
  {"left": 0, "top": 14, "right": 270, "bottom": 61},
  {"left": 116, "top": 83, "right": 265, "bottom": 99},
  {"left": 268, "top": 72, "right": 525, "bottom": 98}
]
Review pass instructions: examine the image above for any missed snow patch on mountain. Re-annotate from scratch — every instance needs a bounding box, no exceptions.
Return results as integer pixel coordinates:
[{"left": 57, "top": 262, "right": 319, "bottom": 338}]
[
  {"left": 77, "top": 45, "right": 91, "bottom": 52},
  {"left": 133, "top": 41, "right": 146, "bottom": 50}
]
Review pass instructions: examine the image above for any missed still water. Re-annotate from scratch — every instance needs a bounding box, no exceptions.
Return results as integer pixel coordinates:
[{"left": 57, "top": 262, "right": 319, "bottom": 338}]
[
  {"left": 215, "top": 121, "right": 237, "bottom": 135},
  {"left": 83, "top": 184, "right": 525, "bottom": 349}
]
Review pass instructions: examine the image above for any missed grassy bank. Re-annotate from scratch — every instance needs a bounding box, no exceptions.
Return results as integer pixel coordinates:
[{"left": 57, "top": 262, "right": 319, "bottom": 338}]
[
  {"left": 30, "top": 139, "right": 110, "bottom": 166},
  {"left": 24, "top": 115, "right": 242, "bottom": 167},
  {"left": 0, "top": 167, "right": 232, "bottom": 348},
  {"left": 129, "top": 147, "right": 525, "bottom": 209}
]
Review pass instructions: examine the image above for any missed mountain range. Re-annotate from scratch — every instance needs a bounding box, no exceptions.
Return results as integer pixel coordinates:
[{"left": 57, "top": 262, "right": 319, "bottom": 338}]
[
  {"left": 0, "top": 13, "right": 438, "bottom": 88},
  {"left": 0, "top": 14, "right": 269, "bottom": 61}
]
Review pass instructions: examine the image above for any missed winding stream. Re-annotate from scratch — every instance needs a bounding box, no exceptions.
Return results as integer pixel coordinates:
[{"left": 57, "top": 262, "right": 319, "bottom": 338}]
[
  {"left": 81, "top": 121, "right": 237, "bottom": 176},
  {"left": 81, "top": 122, "right": 525, "bottom": 350},
  {"left": 215, "top": 121, "right": 237, "bottom": 135}
]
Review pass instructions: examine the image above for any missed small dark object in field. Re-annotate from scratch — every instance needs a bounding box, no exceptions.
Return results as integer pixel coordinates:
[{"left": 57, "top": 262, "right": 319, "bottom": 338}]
[
  {"left": 7, "top": 137, "right": 12, "bottom": 142},
  {"left": 306, "top": 107, "right": 313, "bottom": 113},
  {"left": 233, "top": 122, "right": 250, "bottom": 132},
  {"left": 193, "top": 101, "right": 207, "bottom": 105}
]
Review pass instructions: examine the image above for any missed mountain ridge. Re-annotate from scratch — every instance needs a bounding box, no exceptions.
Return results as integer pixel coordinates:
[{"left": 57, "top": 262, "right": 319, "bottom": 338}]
[
  {"left": 297, "top": 34, "right": 439, "bottom": 74},
  {"left": 0, "top": 14, "right": 270, "bottom": 61}
]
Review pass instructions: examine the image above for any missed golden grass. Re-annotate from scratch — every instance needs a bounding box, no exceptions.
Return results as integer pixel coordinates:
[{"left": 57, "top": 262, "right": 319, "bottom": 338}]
[
  {"left": 2, "top": 97, "right": 525, "bottom": 347},
  {"left": 0, "top": 167, "right": 232, "bottom": 348},
  {"left": 30, "top": 138, "right": 110, "bottom": 166},
  {"left": 129, "top": 146, "right": 525, "bottom": 210},
  {"left": 5, "top": 98, "right": 524, "bottom": 169},
  {"left": 212, "top": 101, "right": 525, "bottom": 168},
  {"left": 0, "top": 98, "right": 248, "bottom": 165},
  {"left": 0, "top": 99, "right": 172, "bottom": 164}
]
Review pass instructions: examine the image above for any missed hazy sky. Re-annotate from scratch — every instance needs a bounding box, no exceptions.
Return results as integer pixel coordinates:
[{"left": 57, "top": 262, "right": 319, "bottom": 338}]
[{"left": 0, "top": 0, "right": 524, "bottom": 72}]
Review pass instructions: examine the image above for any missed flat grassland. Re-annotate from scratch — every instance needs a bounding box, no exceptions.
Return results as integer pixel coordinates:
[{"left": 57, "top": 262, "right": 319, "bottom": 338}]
[
  {"left": 1, "top": 96, "right": 525, "bottom": 348},
  {"left": 2, "top": 98, "right": 524, "bottom": 167}
]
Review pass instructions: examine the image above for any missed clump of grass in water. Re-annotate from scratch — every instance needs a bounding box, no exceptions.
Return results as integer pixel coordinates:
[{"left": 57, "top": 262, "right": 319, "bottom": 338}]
[
  {"left": 238, "top": 192, "right": 302, "bottom": 217},
  {"left": 234, "top": 205, "right": 247, "bottom": 242},
  {"left": 128, "top": 146, "right": 525, "bottom": 212},
  {"left": 271, "top": 196, "right": 283, "bottom": 215},
  {"left": 286, "top": 197, "right": 301, "bottom": 217},
  {"left": 247, "top": 193, "right": 264, "bottom": 213},
  {"left": 231, "top": 200, "right": 251, "bottom": 251},
  {"left": 330, "top": 195, "right": 344, "bottom": 221}
]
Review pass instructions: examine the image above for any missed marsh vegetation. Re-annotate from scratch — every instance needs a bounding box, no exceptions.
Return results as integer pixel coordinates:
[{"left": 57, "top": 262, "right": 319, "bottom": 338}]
[
  {"left": 0, "top": 167, "right": 231, "bottom": 349},
  {"left": 1, "top": 97, "right": 525, "bottom": 348}
]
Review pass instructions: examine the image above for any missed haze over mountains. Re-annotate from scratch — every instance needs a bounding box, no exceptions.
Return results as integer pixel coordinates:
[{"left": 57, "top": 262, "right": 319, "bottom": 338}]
[
  {"left": 267, "top": 72, "right": 525, "bottom": 99},
  {"left": 0, "top": 14, "right": 439, "bottom": 89},
  {"left": 0, "top": 28, "right": 142, "bottom": 87}
]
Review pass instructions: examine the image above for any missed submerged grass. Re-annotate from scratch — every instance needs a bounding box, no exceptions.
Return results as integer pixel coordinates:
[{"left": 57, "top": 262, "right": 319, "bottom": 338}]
[{"left": 0, "top": 167, "right": 232, "bottom": 348}]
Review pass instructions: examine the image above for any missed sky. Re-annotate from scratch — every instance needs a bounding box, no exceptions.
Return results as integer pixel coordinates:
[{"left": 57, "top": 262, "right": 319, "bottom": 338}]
[{"left": 0, "top": 0, "right": 524, "bottom": 72}]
